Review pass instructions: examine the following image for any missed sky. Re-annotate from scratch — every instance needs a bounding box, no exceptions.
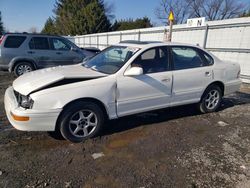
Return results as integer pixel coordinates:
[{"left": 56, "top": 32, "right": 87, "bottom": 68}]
[
  {"left": 0, "top": 0, "right": 159, "bottom": 32},
  {"left": 0, "top": 0, "right": 249, "bottom": 32}
]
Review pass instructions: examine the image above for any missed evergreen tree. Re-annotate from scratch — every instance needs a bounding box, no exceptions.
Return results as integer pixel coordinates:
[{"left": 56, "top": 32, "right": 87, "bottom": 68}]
[
  {"left": 240, "top": 9, "right": 250, "bottom": 17},
  {"left": 41, "top": 17, "right": 57, "bottom": 34},
  {"left": 42, "top": 0, "right": 112, "bottom": 35},
  {"left": 112, "top": 17, "right": 153, "bottom": 31},
  {"left": 0, "top": 11, "right": 4, "bottom": 35}
]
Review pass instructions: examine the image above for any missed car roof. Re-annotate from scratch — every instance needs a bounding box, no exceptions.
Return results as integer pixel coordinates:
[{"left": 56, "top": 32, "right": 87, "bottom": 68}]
[
  {"left": 116, "top": 40, "right": 201, "bottom": 49},
  {"left": 3, "top": 32, "right": 61, "bottom": 38}
]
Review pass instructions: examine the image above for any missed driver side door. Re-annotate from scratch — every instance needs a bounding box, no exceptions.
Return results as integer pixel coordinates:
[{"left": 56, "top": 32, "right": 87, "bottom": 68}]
[{"left": 116, "top": 47, "right": 173, "bottom": 117}]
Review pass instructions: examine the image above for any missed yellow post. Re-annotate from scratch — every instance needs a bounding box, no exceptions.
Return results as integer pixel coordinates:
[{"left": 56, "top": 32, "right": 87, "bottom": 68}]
[{"left": 167, "top": 10, "right": 174, "bottom": 42}]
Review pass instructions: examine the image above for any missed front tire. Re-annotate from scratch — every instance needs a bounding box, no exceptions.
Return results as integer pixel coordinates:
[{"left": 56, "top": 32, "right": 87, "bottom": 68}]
[
  {"left": 14, "top": 62, "right": 34, "bottom": 77},
  {"left": 198, "top": 85, "right": 222, "bottom": 113},
  {"left": 59, "top": 102, "right": 104, "bottom": 143}
]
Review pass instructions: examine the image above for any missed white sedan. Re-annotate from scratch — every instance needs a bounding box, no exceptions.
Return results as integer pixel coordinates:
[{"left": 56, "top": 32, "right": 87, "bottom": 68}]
[{"left": 4, "top": 41, "right": 241, "bottom": 142}]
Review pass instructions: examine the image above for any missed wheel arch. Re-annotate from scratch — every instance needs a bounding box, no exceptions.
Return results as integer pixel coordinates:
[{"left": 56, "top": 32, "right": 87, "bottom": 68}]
[
  {"left": 9, "top": 58, "right": 37, "bottom": 72},
  {"left": 202, "top": 81, "right": 225, "bottom": 99},
  {"left": 55, "top": 98, "right": 109, "bottom": 131},
  {"left": 198, "top": 81, "right": 224, "bottom": 113}
]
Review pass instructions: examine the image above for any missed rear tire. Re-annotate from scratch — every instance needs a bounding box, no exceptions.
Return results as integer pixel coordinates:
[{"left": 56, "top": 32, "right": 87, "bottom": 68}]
[
  {"left": 14, "top": 62, "right": 34, "bottom": 77},
  {"left": 59, "top": 102, "right": 104, "bottom": 143},
  {"left": 198, "top": 85, "right": 222, "bottom": 113}
]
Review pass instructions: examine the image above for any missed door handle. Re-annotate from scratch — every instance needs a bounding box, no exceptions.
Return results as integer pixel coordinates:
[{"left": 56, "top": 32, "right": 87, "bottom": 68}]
[
  {"left": 27, "top": 51, "right": 35, "bottom": 54},
  {"left": 205, "top": 71, "right": 211, "bottom": 77},
  {"left": 56, "top": 52, "right": 62, "bottom": 55},
  {"left": 161, "top": 78, "right": 171, "bottom": 82}
]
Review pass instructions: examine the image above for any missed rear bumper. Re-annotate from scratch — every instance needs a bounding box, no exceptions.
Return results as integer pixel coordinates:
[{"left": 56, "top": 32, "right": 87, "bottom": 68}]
[
  {"left": 224, "top": 79, "right": 242, "bottom": 95},
  {"left": 4, "top": 86, "right": 62, "bottom": 131}
]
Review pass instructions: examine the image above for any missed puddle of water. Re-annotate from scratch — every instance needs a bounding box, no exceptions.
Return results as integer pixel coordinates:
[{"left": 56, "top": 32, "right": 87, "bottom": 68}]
[
  {"left": 106, "top": 128, "right": 147, "bottom": 150},
  {"left": 101, "top": 128, "right": 148, "bottom": 160}
]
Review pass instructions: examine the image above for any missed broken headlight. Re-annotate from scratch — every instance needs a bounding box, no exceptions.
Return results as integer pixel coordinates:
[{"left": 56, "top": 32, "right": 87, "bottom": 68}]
[
  {"left": 20, "top": 95, "right": 34, "bottom": 109},
  {"left": 14, "top": 90, "right": 34, "bottom": 109}
]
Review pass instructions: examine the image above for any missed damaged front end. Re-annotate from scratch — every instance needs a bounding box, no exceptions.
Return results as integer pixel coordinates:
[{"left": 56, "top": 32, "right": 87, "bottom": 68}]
[{"left": 29, "top": 77, "right": 102, "bottom": 94}]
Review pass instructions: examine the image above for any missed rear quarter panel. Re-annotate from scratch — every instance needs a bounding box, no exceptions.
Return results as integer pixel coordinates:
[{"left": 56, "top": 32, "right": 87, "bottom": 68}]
[{"left": 213, "top": 60, "right": 241, "bottom": 95}]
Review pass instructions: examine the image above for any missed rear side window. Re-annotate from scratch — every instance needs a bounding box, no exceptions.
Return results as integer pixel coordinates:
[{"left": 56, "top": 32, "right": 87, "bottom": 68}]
[
  {"left": 4, "top": 36, "right": 26, "bottom": 48},
  {"left": 171, "top": 47, "right": 205, "bottom": 70},
  {"left": 29, "top": 37, "right": 49, "bottom": 50}
]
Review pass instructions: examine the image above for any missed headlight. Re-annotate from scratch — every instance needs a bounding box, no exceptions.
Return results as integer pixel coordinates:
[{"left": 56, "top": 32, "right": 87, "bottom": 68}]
[{"left": 20, "top": 95, "right": 34, "bottom": 109}]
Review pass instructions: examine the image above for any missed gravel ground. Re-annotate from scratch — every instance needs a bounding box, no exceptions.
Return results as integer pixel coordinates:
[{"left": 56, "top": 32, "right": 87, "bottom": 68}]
[{"left": 0, "top": 71, "right": 250, "bottom": 188}]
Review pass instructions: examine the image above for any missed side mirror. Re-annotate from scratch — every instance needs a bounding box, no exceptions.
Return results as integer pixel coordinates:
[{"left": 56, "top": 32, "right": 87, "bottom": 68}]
[{"left": 124, "top": 67, "right": 143, "bottom": 76}]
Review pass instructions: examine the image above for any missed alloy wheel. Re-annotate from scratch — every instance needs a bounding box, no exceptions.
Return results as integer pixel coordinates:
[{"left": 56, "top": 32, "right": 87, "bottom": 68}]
[
  {"left": 205, "top": 90, "right": 220, "bottom": 110},
  {"left": 17, "top": 64, "right": 32, "bottom": 75},
  {"left": 69, "top": 110, "right": 98, "bottom": 138}
]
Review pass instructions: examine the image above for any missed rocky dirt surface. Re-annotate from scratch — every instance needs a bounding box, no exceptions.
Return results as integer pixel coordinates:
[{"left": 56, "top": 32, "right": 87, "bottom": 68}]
[{"left": 0, "top": 71, "right": 250, "bottom": 188}]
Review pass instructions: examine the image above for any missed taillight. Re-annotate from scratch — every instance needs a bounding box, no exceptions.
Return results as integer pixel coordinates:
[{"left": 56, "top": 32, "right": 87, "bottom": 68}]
[{"left": 0, "top": 35, "right": 5, "bottom": 45}]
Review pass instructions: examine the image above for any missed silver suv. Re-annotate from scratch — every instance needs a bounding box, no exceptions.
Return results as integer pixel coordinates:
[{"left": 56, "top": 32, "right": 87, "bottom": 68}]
[{"left": 0, "top": 33, "right": 95, "bottom": 76}]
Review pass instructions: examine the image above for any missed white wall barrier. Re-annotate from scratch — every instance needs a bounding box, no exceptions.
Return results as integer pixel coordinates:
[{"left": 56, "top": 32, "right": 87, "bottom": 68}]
[{"left": 69, "top": 17, "right": 250, "bottom": 83}]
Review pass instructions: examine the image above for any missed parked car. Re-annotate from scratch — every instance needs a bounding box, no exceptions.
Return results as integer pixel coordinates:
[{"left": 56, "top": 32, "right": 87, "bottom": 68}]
[
  {"left": 4, "top": 41, "right": 241, "bottom": 142},
  {"left": 0, "top": 33, "right": 96, "bottom": 76}
]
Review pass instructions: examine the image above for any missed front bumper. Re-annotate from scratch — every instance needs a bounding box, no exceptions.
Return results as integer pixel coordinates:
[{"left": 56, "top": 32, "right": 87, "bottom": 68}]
[{"left": 4, "top": 87, "right": 62, "bottom": 131}]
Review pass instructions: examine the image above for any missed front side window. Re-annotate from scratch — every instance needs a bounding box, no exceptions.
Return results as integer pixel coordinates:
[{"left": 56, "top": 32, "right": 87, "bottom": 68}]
[
  {"left": 50, "top": 38, "right": 71, "bottom": 50},
  {"left": 171, "top": 47, "right": 205, "bottom": 70},
  {"left": 4, "top": 36, "right": 26, "bottom": 48},
  {"left": 131, "top": 47, "right": 169, "bottom": 74},
  {"left": 84, "top": 46, "right": 140, "bottom": 74},
  {"left": 29, "top": 37, "right": 49, "bottom": 50}
]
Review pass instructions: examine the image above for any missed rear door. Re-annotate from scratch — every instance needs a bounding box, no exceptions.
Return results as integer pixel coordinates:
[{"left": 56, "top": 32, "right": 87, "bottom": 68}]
[
  {"left": 28, "top": 37, "right": 54, "bottom": 68},
  {"left": 49, "top": 37, "right": 83, "bottom": 65},
  {"left": 170, "top": 46, "right": 214, "bottom": 106}
]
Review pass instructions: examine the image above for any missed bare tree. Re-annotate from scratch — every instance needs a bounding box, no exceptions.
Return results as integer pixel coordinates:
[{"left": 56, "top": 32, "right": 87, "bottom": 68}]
[
  {"left": 220, "top": 0, "right": 245, "bottom": 19},
  {"left": 188, "top": 0, "right": 245, "bottom": 20},
  {"left": 28, "top": 27, "right": 38, "bottom": 33},
  {"left": 155, "top": 0, "right": 246, "bottom": 25},
  {"left": 155, "top": 0, "right": 191, "bottom": 25},
  {"left": 186, "top": 0, "right": 204, "bottom": 18}
]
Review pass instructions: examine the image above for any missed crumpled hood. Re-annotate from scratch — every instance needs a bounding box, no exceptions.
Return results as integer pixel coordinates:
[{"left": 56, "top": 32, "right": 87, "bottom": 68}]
[{"left": 13, "top": 64, "right": 107, "bottom": 95}]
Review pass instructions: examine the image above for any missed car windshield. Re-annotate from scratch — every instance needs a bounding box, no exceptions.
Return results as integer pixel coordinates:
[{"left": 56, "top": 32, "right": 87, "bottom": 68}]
[{"left": 83, "top": 46, "right": 140, "bottom": 74}]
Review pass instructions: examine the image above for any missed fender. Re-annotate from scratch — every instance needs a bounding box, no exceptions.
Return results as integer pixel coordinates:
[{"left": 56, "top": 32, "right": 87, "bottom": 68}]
[{"left": 8, "top": 57, "right": 37, "bottom": 72}]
